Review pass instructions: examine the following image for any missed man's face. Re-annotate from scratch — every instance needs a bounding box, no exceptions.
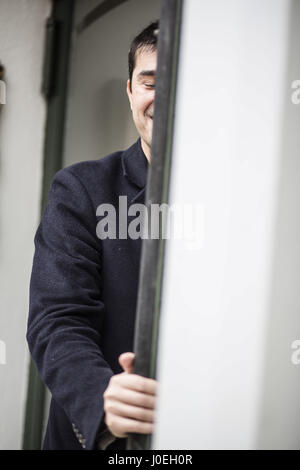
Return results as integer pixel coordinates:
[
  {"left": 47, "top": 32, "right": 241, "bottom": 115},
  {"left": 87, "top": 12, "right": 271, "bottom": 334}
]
[{"left": 127, "top": 47, "right": 157, "bottom": 161}]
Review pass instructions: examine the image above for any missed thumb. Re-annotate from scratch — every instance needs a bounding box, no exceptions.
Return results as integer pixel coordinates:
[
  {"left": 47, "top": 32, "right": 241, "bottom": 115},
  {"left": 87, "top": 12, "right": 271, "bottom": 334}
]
[{"left": 119, "top": 352, "right": 135, "bottom": 374}]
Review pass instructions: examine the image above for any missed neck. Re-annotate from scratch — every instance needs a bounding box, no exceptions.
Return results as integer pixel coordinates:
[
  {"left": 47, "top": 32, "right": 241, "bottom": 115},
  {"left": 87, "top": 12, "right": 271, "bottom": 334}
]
[{"left": 141, "top": 139, "right": 151, "bottom": 163}]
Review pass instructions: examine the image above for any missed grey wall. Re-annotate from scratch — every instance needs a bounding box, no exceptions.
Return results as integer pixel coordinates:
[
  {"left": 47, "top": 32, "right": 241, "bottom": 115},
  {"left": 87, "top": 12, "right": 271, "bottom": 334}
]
[
  {"left": 0, "top": 0, "right": 51, "bottom": 449},
  {"left": 63, "top": 0, "right": 161, "bottom": 168}
]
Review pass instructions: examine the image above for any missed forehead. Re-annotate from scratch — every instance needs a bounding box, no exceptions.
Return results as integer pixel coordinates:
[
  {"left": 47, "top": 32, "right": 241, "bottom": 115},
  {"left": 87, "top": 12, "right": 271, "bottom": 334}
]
[{"left": 133, "top": 47, "right": 157, "bottom": 77}]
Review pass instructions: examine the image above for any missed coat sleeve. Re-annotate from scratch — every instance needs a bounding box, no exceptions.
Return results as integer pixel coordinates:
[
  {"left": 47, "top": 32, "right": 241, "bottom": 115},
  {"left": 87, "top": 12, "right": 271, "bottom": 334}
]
[{"left": 27, "top": 167, "right": 113, "bottom": 450}]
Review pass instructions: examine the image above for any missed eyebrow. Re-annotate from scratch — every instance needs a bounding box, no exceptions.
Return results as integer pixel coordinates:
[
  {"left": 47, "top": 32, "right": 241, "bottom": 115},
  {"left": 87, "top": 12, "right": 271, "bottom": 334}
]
[{"left": 136, "top": 70, "right": 156, "bottom": 80}]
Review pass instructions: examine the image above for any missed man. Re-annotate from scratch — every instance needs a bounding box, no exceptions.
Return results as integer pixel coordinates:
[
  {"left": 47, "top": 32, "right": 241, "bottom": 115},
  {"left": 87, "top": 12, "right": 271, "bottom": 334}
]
[{"left": 27, "top": 21, "right": 159, "bottom": 450}]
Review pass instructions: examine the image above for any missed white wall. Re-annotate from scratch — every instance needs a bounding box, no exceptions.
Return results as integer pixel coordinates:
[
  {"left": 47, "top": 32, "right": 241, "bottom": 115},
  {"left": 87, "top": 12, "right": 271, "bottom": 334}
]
[
  {"left": 0, "top": 0, "right": 50, "bottom": 449},
  {"left": 257, "top": 0, "right": 300, "bottom": 449},
  {"left": 154, "top": 0, "right": 300, "bottom": 450}
]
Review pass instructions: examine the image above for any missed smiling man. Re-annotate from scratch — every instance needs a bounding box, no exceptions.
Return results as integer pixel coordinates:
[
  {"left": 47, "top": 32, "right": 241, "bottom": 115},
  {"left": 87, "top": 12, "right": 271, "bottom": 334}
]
[
  {"left": 127, "top": 35, "right": 157, "bottom": 162},
  {"left": 27, "top": 21, "right": 159, "bottom": 450}
]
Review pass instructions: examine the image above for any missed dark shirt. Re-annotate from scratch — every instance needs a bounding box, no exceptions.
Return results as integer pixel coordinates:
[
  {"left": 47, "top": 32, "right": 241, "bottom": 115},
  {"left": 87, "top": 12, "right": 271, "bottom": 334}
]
[{"left": 27, "top": 139, "right": 148, "bottom": 450}]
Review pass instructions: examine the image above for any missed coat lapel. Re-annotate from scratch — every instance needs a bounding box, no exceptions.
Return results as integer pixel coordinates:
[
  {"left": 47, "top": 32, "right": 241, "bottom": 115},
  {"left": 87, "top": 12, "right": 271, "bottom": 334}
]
[{"left": 121, "top": 138, "right": 149, "bottom": 203}]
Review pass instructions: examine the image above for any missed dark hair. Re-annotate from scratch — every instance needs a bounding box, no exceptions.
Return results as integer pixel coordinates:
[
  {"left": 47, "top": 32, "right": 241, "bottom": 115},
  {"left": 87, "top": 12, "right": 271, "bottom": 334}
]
[{"left": 128, "top": 20, "right": 159, "bottom": 92}]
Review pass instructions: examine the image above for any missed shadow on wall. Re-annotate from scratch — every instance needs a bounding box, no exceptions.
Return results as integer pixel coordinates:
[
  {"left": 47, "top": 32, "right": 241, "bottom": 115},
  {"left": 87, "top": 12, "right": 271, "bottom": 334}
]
[{"left": 95, "top": 78, "right": 138, "bottom": 156}]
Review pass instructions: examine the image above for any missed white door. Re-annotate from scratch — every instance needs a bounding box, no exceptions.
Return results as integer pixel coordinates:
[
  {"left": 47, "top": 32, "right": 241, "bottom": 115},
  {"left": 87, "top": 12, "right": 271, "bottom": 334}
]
[{"left": 154, "top": 0, "right": 300, "bottom": 450}]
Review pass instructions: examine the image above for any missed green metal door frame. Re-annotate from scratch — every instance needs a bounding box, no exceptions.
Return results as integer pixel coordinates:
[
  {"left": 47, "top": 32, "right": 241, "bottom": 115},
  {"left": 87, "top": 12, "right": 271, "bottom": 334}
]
[
  {"left": 23, "top": 0, "right": 74, "bottom": 449},
  {"left": 127, "top": 0, "right": 183, "bottom": 450}
]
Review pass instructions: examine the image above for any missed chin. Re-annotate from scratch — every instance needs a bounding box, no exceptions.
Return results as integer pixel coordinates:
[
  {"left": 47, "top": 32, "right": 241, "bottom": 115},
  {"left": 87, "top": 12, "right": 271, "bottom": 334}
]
[
  {"left": 140, "top": 135, "right": 152, "bottom": 155},
  {"left": 145, "top": 136, "right": 152, "bottom": 149}
]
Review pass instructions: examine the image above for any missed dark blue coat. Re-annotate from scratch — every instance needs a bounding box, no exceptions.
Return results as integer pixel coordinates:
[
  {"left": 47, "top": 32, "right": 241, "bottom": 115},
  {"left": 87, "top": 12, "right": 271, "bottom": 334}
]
[{"left": 27, "top": 139, "right": 148, "bottom": 450}]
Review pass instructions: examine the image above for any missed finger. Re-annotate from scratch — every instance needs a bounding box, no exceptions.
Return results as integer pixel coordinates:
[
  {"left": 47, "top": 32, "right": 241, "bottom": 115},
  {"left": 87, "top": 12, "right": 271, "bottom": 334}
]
[
  {"left": 105, "top": 399, "right": 155, "bottom": 423},
  {"left": 113, "top": 373, "right": 158, "bottom": 395},
  {"left": 106, "top": 385, "right": 156, "bottom": 409},
  {"left": 119, "top": 352, "right": 135, "bottom": 373},
  {"left": 107, "top": 414, "right": 154, "bottom": 437}
]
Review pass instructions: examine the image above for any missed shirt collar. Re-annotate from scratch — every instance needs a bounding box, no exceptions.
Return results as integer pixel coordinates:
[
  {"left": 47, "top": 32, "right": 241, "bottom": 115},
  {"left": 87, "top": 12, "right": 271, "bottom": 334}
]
[{"left": 121, "top": 138, "right": 149, "bottom": 190}]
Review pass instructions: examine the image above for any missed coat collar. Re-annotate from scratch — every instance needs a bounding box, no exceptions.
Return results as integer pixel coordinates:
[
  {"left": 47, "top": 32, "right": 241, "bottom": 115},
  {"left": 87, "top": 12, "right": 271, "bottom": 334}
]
[{"left": 121, "top": 138, "right": 149, "bottom": 192}]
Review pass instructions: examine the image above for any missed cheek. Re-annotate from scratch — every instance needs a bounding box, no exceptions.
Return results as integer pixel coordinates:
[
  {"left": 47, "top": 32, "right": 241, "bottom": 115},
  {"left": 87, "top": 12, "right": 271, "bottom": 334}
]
[{"left": 134, "top": 90, "right": 153, "bottom": 113}]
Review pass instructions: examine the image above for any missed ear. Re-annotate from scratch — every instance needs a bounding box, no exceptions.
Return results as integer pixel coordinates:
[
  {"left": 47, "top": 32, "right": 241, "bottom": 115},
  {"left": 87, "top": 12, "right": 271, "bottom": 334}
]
[{"left": 126, "top": 79, "right": 133, "bottom": 110}]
